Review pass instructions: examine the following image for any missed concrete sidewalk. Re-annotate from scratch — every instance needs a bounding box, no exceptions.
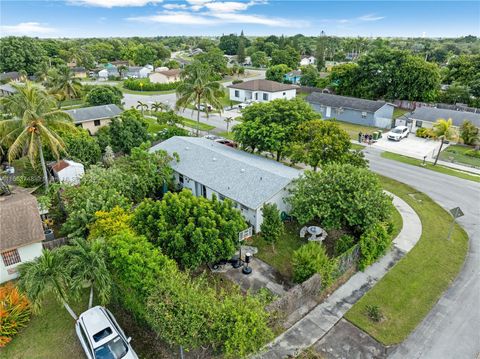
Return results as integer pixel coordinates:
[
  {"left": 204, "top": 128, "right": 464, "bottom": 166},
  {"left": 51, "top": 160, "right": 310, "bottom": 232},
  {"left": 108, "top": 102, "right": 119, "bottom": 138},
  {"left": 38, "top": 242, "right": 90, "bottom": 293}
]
[{"left": 255, "top": 192, "right": 422, "bottom": 359}]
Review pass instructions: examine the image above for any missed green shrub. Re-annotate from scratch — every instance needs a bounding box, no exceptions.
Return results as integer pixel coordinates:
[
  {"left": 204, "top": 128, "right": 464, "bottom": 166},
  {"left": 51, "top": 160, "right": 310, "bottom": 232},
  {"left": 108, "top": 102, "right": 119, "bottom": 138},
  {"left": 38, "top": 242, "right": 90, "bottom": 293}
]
[
  {"left": 416, "top": 127, "right": 428, "bottom": 138},
  {"left": 292, "top": 242, "right": 337, "bottom": 285},
  {"left": 232, "top": 79, "right": 243, "bottom": 84},
  {"left": 365, "top": 304, "right": 382, "bottom": 322},
  {"left": 123, "top": 78, "right": 179, "bottom": 91},
  {"left": 465, "top": 148, "right": 480, "bottom": 158},
  {"left": 335, "top": 234, "right": 356, "bottom": 256},
  {"left": 260, "top": 203, "right": 284, "bottom": 245},
  {"left": 358, "top": 222, "right": 391, "bottom": 270}
]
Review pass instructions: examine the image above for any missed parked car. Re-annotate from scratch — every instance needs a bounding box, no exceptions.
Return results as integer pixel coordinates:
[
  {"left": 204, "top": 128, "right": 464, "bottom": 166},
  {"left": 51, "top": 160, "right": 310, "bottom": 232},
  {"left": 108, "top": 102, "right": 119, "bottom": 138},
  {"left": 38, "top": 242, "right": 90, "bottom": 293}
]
[
  {"left": 76, "top": 306, "right": 138, "bottom": 359},
  {"left": 196, "top": 104, "right": 213, "bottom": 111},
  {"left": 387, "top": 126, "right": 409, "bottom": 141},
  {"left": 203, "top": 134, "right": 221, "bottom": 140}
]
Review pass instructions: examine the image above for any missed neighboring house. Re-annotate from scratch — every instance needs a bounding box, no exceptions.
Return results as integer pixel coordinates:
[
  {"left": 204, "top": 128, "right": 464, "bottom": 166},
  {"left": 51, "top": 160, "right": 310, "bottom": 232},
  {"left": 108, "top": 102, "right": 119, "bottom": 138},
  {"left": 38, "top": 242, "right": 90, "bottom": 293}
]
[
  {"left": 345, "top": 52, "right": 360, "bottom": 61},
  {"left": 395, "top": 107, "right": 480, "bottom": 132},
  {"left": 72, "top": 67, "right": 87, "bottom": 78},
  {"left": 50, "top": 160, "right": 85, "bottom": 185},
  {"left": 190, "top": 48, "right": 204, "bottom": 56},
  {"left": 0, "top": 83, "right": 16, "bottom": 97},
  {"left": 67, "top": 59, "right": 78, "bottom": 68},
  {"left": 300, "top": 56, "right": 316, "bottom": 66},
  {"left": 307, "top": 92, "right": 395, "bottom": 128},
  {"left": 154, "top": 66, "right": 169, "bottom": 72},
  {"left": 144, "top": 64, "right": 154, "bottom": 71},
  {"left": 125, "top": 66, "right": 151, "bottom": 79},
  {"left": 284, "top": 70, "right": 302, "bottom": 84},
  {"left": 111, "top": 60, "right": 129, "bottom": 67},
  {"left": 150, "top": 137, "right": 301, "bottom": 232},
  {"left": 65, "top": 104, "right": 123, "bottom": 135},
  {"left": 0, "top": 71, "right": 21, "bottom": 83},
  {"left": 243, "top": 56, "right": 252, "bottom": 66},
  {"left": 98, "top": 66, "right": 119, "bottom": 80},
  {"left": 228, "top": 79, "right": 297, "bottom": 103},
  {"left": 0, "top": 190, "right": 44, "bottom": 283},
  {"left": 149, "top": 69, "right": 181, "bottom": 84}
]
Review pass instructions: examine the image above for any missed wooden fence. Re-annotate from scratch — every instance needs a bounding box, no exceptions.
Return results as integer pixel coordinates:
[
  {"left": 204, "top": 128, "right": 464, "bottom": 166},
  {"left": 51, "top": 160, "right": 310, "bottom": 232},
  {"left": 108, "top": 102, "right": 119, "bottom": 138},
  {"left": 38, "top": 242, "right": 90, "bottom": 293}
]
[{"left": 42, "top": 237, "right": 69, "bottom": 250}]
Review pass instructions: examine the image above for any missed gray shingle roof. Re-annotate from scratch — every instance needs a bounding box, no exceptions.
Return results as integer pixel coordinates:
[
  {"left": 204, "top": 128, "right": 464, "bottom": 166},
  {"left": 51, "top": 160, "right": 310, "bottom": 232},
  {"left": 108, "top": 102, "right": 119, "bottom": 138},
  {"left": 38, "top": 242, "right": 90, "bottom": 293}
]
[
  {"left": 65, "top": 104, "right": 122, "bottom": 124},
  {"left": 409, "top": 107, "right": 480, "bottom": 127},
  {"left": 150, "top": 137, "right": 301, "bottom": 209},
  {"left": 286, "top": 70, "right": 302, "bottom": 76},
  {"left": 306, "top": 92, "right": 388, "bottom": 113},
  {"left": 0, "top": 84, "right": 16, "bottom": 93},
  {"left": 228, "top": 79, "right": 297, "bottom": 93}
]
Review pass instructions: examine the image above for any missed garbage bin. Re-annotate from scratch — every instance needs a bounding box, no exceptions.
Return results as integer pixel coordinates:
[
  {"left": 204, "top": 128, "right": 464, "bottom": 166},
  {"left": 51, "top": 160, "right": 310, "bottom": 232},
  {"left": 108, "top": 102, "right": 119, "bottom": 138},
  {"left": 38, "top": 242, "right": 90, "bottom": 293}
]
[{"left": 372, "top": 131, "right": 379, "bottom": 141}]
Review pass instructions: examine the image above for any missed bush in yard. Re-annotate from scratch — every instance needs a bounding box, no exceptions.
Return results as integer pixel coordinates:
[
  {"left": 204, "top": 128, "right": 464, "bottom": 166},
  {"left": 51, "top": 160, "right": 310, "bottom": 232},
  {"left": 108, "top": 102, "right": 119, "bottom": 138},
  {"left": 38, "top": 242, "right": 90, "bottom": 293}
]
[
  {"left": 465, "top": 149, "right": 480, "bottom": 158},
  {"left": 288, "top": 164, "right": 392, "bottom": 232},
  {"left": 85, "top": 85, "right": 123, "bottom": 106},
  {"left": 358, "top": 222, "right": 391, "bottom": 270},
  {"left": 260, "top": 203, "right": 284, "bottom": 248},
  {"left": 335, "top": 234, "right": 356, "bottom": 256},
  {"left": 0, "top": 282, "right": 31, "bottom": 347},
  {"left": 123, "top": 78, "right": 179, "bottom": 91},
  {"left": 132, "top": 190, "right": 246, "bottom": 269},
  {"left": 365, "top": 304, "right": 382, "bottom": 322},
  {"left": 232, "top": 79, "right": 243, "bottom": 84},
  {"left": 292, "top": 242, "right": 337, "bottom": 285},
  {"left": 460, "top": 120, "right": 479, "bottom": 145}
]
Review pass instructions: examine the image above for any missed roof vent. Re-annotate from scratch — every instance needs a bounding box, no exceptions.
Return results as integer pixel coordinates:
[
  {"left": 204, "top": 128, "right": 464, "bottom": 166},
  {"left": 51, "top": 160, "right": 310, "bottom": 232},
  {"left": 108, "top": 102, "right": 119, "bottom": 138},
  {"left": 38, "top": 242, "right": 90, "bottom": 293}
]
[
  {"left": 213, "top": 157, "right": 217, "bottom": 161},
  {"left": 185, "top": 146, "right": 189, "bottom": 150},
  {"left": 240, "top": 168, "right": 245, "bottom": 173}
]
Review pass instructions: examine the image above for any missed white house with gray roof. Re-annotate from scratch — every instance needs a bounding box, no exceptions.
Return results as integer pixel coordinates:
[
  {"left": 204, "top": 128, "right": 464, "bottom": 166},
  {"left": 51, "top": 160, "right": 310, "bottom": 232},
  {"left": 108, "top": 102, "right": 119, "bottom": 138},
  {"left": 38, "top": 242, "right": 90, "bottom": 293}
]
[
  {"left": 307, "top": 92, "right": 395, "bottom": 129},
  {"left": 150, "top": 137, "right": 301, "bottom": 232},
  {"left": 65, "top": 104, "right": 122, "bottom": 135}
]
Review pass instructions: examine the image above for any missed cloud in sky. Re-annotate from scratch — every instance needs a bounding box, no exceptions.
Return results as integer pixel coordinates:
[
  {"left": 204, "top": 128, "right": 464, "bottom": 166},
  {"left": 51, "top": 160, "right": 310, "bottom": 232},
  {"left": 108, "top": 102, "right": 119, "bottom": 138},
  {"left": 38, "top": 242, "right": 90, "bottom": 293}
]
[
  {"left": 357, "top": 14, "right": 385, "bottom": 22},
  {"left": 0, "top": 22, "right": 56, "bottom": 35},
  {"left": 68, "top": 0, "right": 163, "bottom": 7}
]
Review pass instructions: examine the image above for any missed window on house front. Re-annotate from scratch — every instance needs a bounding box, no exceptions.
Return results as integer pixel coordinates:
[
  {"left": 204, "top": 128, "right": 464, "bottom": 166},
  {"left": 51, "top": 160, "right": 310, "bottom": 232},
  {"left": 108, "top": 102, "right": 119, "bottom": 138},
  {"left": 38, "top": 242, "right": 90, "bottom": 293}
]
[
  {"left": 179, "top": 174, "right": 184, "bottom": 184},
  {"left": 240, "top": 204, "right": 248, "bottom": 211},
  {"left": 201, "top": 185, "right": 207, "bottom": 198},
  {"left": 1, "top": 249, "right": 21, "bottom": 266},
  {"left": 416, "top": 121, "right": 423, "bottom": 128},
  {"left": 219, "top": 194, "right": 225, "bottom": 201},
  {"left": 94, "top": 120, "right": 101, "bottom": 126},
  {"left": 283, "top": 92, "right": 286, "bottom": 96},
  {"left": 75, "top": 123, "right": 82, "bottom": 128},
  {"left": 234, "top": 90, "right": 239, "bottom": 97},
  {"left": 263, "top": 93, "right": 268, "bottom": 101},
  {"left": 361, "top": 112, "right": 367, "bottom": 119}
]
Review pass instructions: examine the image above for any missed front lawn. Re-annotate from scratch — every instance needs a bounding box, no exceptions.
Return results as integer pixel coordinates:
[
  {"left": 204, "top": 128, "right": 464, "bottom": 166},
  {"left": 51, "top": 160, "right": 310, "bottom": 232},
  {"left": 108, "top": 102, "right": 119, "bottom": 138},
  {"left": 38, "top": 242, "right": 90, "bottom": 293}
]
[
  {"left": 344, "top": 176, "right": 469, "bottom": 345},
  {"left": 181, "top": 117, "right": 216, "bottom": 131},
  {"left": 217, "top": 131, "right": 235, "bottom": 140},
  {"left": 117, "top": 83, "right": 176, "bottom": 95},
  {"left": 332, "top": 120, "right": 382, "bottom": 140},
  {"left": 381, "top": 151, "right": 480, "bottom": 183},
  {"left": 439, "top": 144, "right": 480, "bottom": 168},
  {"left": 144, "top": 117, "right": 163, "bottom": 134}
]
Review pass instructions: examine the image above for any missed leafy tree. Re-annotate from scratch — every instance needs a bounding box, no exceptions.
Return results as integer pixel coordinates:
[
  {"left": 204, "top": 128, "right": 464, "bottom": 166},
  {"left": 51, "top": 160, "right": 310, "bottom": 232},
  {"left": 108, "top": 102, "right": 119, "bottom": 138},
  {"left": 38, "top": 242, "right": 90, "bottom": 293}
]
[
  {"left": 195, "top": 48, "right": 228, "bottom": 75},
  {"left": 105, "top": 110, "right": 149, "bottom": 154},
  {"left": 443, "top": 54, "right": 480, "bottom": 87},
  {"left": 46, "top": 65, "right": 83, "bottom": 100},
  {"left": 132, "top": 190, "right": 246, "bottom": 269},
  {"left": 164, "top": 59, "right": 180, "bottom": 69},
  {"left": 266, "top": 64, "right": 291, "bottom": 82},
  {"left": 176, "top": 61, "right": 224, "bottom": 136},
  {"left": 439, "top": 83, "right": 471, "bottom": 104},
  {"left": 432, "top": 118, "right": 456, "bottom": 165},
  {"left": 292, "top": 242, "right": 337, "bottom": 284},
  {"left": 290, "top": 119, "right": 353, "bottom": 170},
  {"left": 251, "top": 51, "right": 269, "bottom": 68},
  {"left": 315, "top": 34, "right": 327, "bottom": 70},
  {"left": 460, "top": 120, "right": 479, "bottom": 145},
  {"left": 0, "top": 36, "right": 47, "bottom": 75},
  {"left": 132, "top": 44, "right": 157, "bottom": 65},
  {"left": 85, "top": 85, "right": 123, "bottom": 106},
  {"left": 234, "top": 98, "right": 319, "bottom": 160},
  {"left": 260, "top": 203, "right": 284, "bottom": 250},
  {"left": 0, "top": 81, "right": 76, "bottom": 189},
  {"left": 299, "top": 65, "right": 320, "bottom": 87},
  {"left": 270, "top": 46, "right": 300, "bottom": 69},
  {"left": 237, "top": 37, "right": 246, "bottom": 64},
  {"left": 18, "top": 250, "right": 78, "bottom": 320},
  {"left": 64, "top": 238, "right": 111, "bottom": 309},
  {"left": 288, "top": 164, "right": 392, "bottom": 232},
  {"left": 219, "top": 33, "right": 240, "bottom": 55}
]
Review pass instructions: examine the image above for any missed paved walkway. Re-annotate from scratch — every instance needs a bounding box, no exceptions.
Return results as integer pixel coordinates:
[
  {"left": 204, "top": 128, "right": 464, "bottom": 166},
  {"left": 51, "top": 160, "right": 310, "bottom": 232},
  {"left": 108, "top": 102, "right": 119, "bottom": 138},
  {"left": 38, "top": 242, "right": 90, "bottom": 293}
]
[{"left": 255, "top": 192, "right": 422, "bottom": 358}]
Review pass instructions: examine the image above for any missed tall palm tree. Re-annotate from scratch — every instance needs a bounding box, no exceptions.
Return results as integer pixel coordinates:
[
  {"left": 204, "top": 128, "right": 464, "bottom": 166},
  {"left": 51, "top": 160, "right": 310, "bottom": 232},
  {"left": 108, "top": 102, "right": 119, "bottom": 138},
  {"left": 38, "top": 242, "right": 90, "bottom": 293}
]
[
  {"left": 224, "top": 116, "right": 234, "bottom": 134},
  {"left": 17, "top": 249, "right": 78, "bottom": 320},
  {"left": 0, "top": 81, "right": 76, "bottom": 190},
  {"left": 64, "top": 238, "right": 111, "bottom": 309},
  {"left": 47, "top": 65, "right": 83, "bottom": 101},
  {"left": 151, "top": 101, "right": 170, "bottom": 113},
  {"left": 433, "top": 118, "right": 456, "bottom": 165},
  {"left": 35, "top": 62, "right": 51, "bottom": 84},
  {"left": 176, "top": 61, "right": 224, "bottom": 136},
  {"left": 136, "top": 100, "right": 149, "bottom": 115}
]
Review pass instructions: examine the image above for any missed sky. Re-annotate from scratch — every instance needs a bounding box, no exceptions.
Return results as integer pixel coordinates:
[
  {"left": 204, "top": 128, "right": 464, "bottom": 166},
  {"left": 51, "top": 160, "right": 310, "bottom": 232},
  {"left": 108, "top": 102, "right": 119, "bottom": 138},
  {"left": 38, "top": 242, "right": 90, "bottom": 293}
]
[{"left": 0, "top": 0, "right": 479, "bottom": 38}]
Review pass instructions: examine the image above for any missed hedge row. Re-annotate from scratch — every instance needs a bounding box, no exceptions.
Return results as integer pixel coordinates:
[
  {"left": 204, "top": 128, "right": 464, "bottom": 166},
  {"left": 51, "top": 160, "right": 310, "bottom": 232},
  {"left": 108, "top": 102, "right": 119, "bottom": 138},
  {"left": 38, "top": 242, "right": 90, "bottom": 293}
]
[{"left": 123, "top": 78, "right": 179, "bottom": 91}]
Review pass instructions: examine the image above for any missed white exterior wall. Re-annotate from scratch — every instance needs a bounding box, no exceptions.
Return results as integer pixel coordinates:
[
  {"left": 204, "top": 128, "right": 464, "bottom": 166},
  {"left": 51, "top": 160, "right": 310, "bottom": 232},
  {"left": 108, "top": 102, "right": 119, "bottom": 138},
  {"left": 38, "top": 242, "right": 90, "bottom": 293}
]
[
  {"left": 0, "top": 242, "right": 43, "bottom": 283},
  {"left": 229, "top": 88, "right": 296, "bottom": 103},
  {"left": 254, "top": 186, "right": 292, "bottom": 233},
  {"left": 57, "top": 163, "right": 84, "bottom": 185},
  {"left": 139, "top": 68, "right": 151, "bottom": 78},
  {"left": 98, "top": 69, "right": 108, "bottom": 78}
]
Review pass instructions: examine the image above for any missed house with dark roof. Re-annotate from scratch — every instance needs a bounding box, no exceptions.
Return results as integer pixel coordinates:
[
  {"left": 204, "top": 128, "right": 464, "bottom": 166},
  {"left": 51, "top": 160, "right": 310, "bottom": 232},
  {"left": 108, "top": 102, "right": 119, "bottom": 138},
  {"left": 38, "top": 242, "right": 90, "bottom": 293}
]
[
  {"left": 395, "top": 106, "right": 480, "bottom": 131},
  {"left": 0, "top": 83, "right": 16, "bottom": 97},
  {"left": 227, "top": 79, "right": 297, "bottom": 103},
  {"left": 306, "top": 92, "right": 395, "bottom": 129},
  {"left": 0, "top": 71, "right": 21, "bottom": 83},
  {"left": 65, "top": 104, "right": 122, "bottom": 135},
  {"left": 150, "top": 137, "right": 302, "bottom": 232},
  {"left": 72, "top": 67, "right": 87, "bottom": 79},
  {"left": 0, "top": 189, "right": 45, "bottom": 283}
]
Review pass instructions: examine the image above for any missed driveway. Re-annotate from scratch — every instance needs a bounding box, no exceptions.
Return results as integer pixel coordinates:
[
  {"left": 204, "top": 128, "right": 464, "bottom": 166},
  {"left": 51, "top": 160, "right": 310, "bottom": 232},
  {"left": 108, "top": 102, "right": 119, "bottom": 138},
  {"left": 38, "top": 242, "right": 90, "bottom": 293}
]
[{"left": 371, "top": 135, "right": 443, "bottom": 160}]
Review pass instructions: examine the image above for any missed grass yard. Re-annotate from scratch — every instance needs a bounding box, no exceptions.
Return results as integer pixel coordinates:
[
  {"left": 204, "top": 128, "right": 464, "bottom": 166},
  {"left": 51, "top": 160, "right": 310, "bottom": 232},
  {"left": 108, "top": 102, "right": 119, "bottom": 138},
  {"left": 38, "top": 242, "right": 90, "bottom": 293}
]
[
  {"left": 351, "top": 143, "right": 366, "bottom": 151},
  {"left": 144, "top": 117, "right": 163, "bottom": 134},
  {"left": 381, "top": 151, "right": 480, "bottom": 183},
  {"left": 116, "top": 83, "right": 176, "bottom": 95},
  {"left": 181, "top": 117, "right": 216, "bottom": 131},
  {"left": 344, "top": 176, "right": 469, "bottom": 345},
  {"left": 439, "top": 144, "right": 480, "bottom": 168},
  {"left": 332, "top": 120, "right": 382, "bottom": 140},
  {"left": 296, "top": 92, "right": 309, "bottom": 99},
  {"left": 217, "top": 131, "right": 235, "bottom": 140}
]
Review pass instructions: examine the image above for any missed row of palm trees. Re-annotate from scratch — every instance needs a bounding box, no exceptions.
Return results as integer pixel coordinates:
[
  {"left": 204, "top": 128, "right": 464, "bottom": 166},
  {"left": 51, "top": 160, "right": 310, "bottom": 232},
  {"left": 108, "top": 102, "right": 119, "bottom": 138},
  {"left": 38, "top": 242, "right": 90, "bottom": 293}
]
[
  {"left": 18, "top": 238, "right": 111, "bottom": 320},
  {"left": 135, "top": 100, "right": 170, "bottom": 115}
]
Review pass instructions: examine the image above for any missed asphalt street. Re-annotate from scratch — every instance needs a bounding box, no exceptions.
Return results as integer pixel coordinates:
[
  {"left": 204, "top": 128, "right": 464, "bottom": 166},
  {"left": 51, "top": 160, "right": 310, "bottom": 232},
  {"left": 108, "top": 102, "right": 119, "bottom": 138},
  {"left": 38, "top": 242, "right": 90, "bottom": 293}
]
[{"left": 363, "top": 148, "right": 480, "bottom": 359}]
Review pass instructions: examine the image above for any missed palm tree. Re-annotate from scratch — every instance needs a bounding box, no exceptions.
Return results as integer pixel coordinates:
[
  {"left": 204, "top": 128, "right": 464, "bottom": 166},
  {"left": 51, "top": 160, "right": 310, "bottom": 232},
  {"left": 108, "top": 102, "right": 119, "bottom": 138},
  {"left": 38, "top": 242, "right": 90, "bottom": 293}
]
[
  {"left": 176, "top": 61, "right": 224, "bottom": 136},
  {"left": 64, "top": 238, "right": 111, "bottom": 309},
  {"left": 47, "top": 65, "right": 83, "bottom": 101},
  {"left": 17, "top": 249, "right": 78, "bottom": 320},
  {"left": 136, "top": 100, "right": 149, "bottom": 115},
  {"left": 35, "top": 62, "right": 51, "bottom": 84},
  {"left": 151, "top": 101, "right": 170, "bottom": 113},
  {"left": 433, "top": 118, "right": 456, "bottom": 165},
  {"left": 0, "top": 81, "right": 76, "bottom": 190},
  {"left": 224, "top": 116, "right": 234, "bottom": 134}
]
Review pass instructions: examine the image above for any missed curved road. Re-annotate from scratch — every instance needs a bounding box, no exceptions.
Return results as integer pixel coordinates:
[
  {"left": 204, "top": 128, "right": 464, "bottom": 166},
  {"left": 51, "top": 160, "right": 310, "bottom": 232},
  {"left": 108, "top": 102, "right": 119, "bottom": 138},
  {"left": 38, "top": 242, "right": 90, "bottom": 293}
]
[{"left": 363, "top": 148, "right": 480, "bottom": 359}]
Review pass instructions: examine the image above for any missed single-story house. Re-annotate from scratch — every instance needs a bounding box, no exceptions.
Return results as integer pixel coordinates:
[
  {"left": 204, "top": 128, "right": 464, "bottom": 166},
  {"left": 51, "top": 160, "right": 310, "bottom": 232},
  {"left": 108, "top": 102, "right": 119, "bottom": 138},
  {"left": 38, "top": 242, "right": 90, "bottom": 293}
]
[
  {"left": 72, "top": 67, "right": 87, "bottom": 78},
  {"left": 300, "top": 56, "right": 316, "bottom": 66},
  {"left": 154, "top": 66, "right": 169, "bottom": 72},
  {"left": 190, "top": 48, "right": 204, "bottom": 56},
  {"left": 0, "top": 190, "right": 44, "bottom": 283},
  {"left": 50, "top": 159, "right": 85, "bottom": 185},
  {"left": 243, "top": 56, "right": 252, "bottom": 66},
  {"left": 307, "top": 92, "right": 395, "bottom": 128},
  {"left": 98, "top": 65, "right": 119, "bottom": 79},
  {"left": 125, "top": 66, "right": 151, "bottom": 79},
  {"left": 228, "top": 79, "right": 297, "bottom": 103},
  {"left": 284, "top": 70, "right": 302, "bottom": 84},
  {"left": 395, "top": 107, "right": 480, "bottom": 132},
  {"left": 110, "top": 60, "right": 129, "bottom": 67},
  {"left": 0, "top": 83, "right": 16, "bottom": 97},
  {"left": 149, "top": 69, "right": 181, "bottom": 84},
  {"left": 65, "top": 104, "right": 123, "bottom": 135},
  {"left": 150, "top": 137, "right": 301, "bottom": 232},
  {"left": 0, "top": 71, "right": 21, "bottom": 83}
]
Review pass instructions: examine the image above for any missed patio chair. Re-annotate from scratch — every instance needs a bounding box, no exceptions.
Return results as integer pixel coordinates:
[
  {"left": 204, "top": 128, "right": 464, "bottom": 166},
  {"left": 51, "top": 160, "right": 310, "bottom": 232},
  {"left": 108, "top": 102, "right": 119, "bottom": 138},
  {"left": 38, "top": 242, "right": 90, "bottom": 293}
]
[{"left": 299, "top": 226, "right": 307, "bottom": 238}]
